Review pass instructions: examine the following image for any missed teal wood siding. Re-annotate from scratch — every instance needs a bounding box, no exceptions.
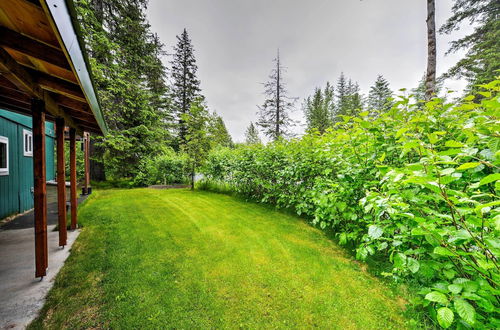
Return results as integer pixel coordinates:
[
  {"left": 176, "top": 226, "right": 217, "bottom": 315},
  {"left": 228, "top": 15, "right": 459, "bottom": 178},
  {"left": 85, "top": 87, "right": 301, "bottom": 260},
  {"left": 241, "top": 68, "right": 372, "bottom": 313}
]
[
  {"left": 0, "top": 110, "right": 57, "bottom": 219},
  {"left": 18, "top": 124, "right": 33, "bottom": 213},
  {"left": 0, "top": 117, "right": 20, "bottom": 219},
  {"left": 45, "top": 133, "right": 55, "bottom": 181}
]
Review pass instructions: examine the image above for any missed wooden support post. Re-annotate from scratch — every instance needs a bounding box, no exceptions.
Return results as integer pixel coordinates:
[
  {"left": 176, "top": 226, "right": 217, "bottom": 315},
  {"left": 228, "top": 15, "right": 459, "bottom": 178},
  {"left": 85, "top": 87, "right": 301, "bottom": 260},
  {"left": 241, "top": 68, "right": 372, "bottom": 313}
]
[
  {"left": 32, "top": 98, "right": 47, "bottom": 278},
  {"left": 56, "top": 118, "right": 67, "bottom": 246},
  {"left": 70, "top": 128, "right": 77, "bottom": 230},
  {"left": 83, "top": 132, "right": 90, "bottom": 195}
]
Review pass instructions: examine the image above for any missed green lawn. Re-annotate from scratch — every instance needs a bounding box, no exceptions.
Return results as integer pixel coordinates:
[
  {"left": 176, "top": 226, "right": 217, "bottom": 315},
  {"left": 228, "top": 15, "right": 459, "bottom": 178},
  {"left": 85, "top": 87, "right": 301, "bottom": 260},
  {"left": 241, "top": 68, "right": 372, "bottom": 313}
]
[{"left": 30, "top": 189, "right": 411, "bottom": 329}]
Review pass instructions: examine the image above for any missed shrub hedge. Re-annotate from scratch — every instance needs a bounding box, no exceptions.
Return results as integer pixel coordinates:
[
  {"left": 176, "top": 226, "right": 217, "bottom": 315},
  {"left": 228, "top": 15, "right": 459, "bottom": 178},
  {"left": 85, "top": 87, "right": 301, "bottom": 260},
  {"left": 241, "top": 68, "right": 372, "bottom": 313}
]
[{"left": 201, "top": 81, "right": 500, "bottom": 328}]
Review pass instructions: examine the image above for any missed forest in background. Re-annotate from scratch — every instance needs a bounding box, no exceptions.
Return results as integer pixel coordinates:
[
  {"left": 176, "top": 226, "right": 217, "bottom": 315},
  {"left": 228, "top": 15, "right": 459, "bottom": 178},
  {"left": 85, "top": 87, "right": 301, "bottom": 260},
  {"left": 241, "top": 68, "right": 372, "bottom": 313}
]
[
  {"left": 76, "top": 0, "right": 498, "bottom": 185},
  {"left": 75, "top": 0, "right": 499, "bottom": 327}
]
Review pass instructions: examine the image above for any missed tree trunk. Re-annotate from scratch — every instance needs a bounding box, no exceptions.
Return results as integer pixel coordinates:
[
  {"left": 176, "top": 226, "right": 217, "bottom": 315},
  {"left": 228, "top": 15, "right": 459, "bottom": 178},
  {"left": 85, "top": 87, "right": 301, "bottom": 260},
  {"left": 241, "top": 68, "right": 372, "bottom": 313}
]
[
  {"left": 275, "top": 50, "right": 280, "bottom": 140},
  {"left": 425, "top": 0, "right": 437, "bottom": 101},
  {"left": 191, "top": 164, "right": 195, "bottom": 190},
  {"left": 89, "top": 138, "right": 106, "bottom": 181}
]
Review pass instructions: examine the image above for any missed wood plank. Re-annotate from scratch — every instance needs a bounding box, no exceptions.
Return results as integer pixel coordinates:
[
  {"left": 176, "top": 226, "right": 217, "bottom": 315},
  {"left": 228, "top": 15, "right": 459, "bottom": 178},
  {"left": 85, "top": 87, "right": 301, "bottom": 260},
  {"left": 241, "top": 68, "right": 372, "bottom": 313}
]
[
  {"left": 0, "top": 0, "right": 59, "bottom": 47},
  {"left": 0, "top": 26, "right": 70, "bottom": 70},
  {"left": 0, "top": 47, "right": 83, "bottom": 131},
  {"left": 0, "top": 96, "right": 31, "bottom": 110},
  {"left": 8, "top": 48, "right": 76, "bottom": 83},
  {"left": 0, "top": 47, "right": 41, "bottom": 95},
  {"left": 32, "top": 98, "right": 48, "bottom": 278},
  {"left": 0, "top": 87, "right": 31, "bottom": 105},
  {"left": 33, "top": 70, "right": 86, "bottom": 102},
  {"left": 0, "top": 100, "right": 31, "bottom": 115},
  {"left": 56, "top": 117, "right": 67, "bottom": 246},
  {"left": 52, "top": 93, "right": 91, "bottom": 113},
  {"left": 70, "top": 127, "right": 77, "bottom": 230}
]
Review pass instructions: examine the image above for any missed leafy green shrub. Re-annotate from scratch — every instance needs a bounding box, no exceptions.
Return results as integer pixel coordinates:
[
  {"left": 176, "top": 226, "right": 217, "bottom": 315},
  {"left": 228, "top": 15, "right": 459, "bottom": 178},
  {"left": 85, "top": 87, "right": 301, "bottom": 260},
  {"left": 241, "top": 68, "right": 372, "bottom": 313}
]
[
  {"left": 134, "top": 149, "right": 189, "bottom": 186},
  {"left": 201, "top": 80, "right": 500, "bottom": 328}
]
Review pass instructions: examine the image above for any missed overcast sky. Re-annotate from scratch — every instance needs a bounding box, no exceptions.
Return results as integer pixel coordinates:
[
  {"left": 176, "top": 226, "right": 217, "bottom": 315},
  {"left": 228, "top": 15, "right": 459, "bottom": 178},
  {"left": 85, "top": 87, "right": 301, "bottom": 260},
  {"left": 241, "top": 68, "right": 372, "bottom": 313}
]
[{"left": 146, "top": 0, "right": 472, "bottom": 142}]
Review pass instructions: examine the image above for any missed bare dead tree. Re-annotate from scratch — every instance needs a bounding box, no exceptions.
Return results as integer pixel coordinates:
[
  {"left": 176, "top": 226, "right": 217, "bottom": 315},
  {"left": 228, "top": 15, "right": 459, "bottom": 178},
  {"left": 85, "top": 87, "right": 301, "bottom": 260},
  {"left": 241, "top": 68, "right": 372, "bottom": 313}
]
[
  {"left": 425, "top": 0, "right": 437, "bottom": 100},
  {"left": 257, "top": 49, "right": 296, "bottom": 140}
]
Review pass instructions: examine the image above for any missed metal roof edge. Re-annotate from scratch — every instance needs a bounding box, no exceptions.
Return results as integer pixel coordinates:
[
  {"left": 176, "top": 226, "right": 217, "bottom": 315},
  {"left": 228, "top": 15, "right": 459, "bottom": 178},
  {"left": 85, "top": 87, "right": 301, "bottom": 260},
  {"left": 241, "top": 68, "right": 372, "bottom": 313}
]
[{"left": 41, "top": 0, "right": 108, "bottom": 136}]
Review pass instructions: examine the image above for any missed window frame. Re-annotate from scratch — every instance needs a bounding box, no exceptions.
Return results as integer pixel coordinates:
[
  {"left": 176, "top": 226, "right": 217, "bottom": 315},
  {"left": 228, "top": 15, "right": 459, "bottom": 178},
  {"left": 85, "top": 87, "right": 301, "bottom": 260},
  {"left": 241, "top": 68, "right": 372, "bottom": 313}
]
[
  {"left": 0, "top": 135, "right": 8, "bottom": 176},
  {"left": 23, "top": 129, "right": 33, "bottom": 157}
]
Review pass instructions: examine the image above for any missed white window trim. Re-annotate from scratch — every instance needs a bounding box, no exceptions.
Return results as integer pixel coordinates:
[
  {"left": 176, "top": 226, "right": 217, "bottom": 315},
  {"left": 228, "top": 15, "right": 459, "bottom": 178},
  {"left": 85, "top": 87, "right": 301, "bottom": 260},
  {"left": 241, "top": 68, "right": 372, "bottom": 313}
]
[
  {"left": 23, "top": 129, "right": 33, "bottom": 157},
  {"left": 0, "top": 135, "right": 8, "bottom": 176}
]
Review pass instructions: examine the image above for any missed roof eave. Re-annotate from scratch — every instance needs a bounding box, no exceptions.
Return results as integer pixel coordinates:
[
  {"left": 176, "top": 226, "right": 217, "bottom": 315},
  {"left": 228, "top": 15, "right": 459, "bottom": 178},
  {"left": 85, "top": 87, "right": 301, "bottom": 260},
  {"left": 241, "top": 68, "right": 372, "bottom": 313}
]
[{"left": 41, "top": 0, "right": 108, "bottom": 135}]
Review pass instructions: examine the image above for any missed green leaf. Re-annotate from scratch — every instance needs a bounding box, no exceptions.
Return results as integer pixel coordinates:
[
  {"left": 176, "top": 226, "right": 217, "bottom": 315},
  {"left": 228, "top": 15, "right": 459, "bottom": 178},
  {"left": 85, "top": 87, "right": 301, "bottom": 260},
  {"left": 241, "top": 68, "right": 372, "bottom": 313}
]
[
  {"left": 425, "top": 291, "right": 448, "bottom": 305},
  {"left": 445, "top": 140, "right": 464, "bottom": 148},
  {"left": 407, "top": 257, "right": 420, "bottom": 273},
  {"left": 454, "top": 299, "right": 475, "bottom": 325},
  {"left": 448, "top": 284, "right": 462, "bottom": 294},
  {"left": 437, "top": 307, "right": 454, "bottom": 328},
  {"left": 368, "top": 225, "right": 383, "bottom": 239},
  {"left": 456, "top": 162, "right": 481, "bottom": 170},
  {"left": 434, "top": 246, "right": 455, "bottom": 256},
  {"left": 479, "top": 173, "right": 500, "bottom": 186}
]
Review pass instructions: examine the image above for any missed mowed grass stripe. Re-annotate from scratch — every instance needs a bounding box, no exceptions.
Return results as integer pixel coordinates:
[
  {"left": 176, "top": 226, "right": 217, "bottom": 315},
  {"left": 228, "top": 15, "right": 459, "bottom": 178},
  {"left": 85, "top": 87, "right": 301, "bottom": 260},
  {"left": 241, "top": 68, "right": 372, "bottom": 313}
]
[{"left": 30, "top": 188, "right": 409, "bottom": 329}]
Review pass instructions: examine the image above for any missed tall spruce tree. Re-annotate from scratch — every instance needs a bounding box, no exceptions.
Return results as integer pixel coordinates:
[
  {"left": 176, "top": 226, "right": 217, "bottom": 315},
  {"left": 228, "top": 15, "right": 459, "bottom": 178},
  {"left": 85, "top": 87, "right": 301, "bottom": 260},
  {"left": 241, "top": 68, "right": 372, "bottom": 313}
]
[
  {"left": 209, "top": 113, "right": 233, "bottom": 148},
  {"left": 170, "top": 29, "right": 202, "bottom": 146},
  {"left": 334, "top": 73, "right": 363, "bottom": 120},
  {"left": 367, "top": 75, "right": 393, "bottom": 114},
  {"left": 245, "top": 122, "right": 261, "bottom": 144},
  {"left": 181, "top": 98, "right": 211, "bottom": 190},
  {"left": 303, "top": 82, "right": 334, "bottom": 133},
  {"left": 440, "top": 0, "right": 499, "bottom": 90},
  {"left": 346, "top": 80, "right": 363, "bottom": 116},
  {"left": 75, "top": 0, "right": 171, "bottom": 178},
  {"left": 334, "top": 72, "right": 349, "bottom": 121},
  {"left": 257, "top": 50, "right": 296, "bottom": 140}
]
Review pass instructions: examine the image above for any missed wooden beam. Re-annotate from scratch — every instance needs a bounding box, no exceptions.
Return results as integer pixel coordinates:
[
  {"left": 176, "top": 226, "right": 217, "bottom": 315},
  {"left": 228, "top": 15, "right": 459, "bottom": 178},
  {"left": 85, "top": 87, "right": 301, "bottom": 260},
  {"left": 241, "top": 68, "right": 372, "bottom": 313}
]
[
  {"left": 0, "top": 47, "right": 83, "bottom": 131},
  {"left": 56, "top": 117, "right": 67, "bottom": 246},
  {"left": 0, "top": 86, "right": 31, "bottom": 104},
  {"left": 0, "top": 26, "right": 71, "bottom": 70},
  {"left": 0, "top": 96, "right": 30, "bottom": 110},
  {"left": 29, "top": 69, "right": 86, "bottom": 103},
  {"left": 32, "top": 98, "right": 48, "bottom": 278},
  {"left": 0, "top": 47, "right": 41, "bottom": 95},
  {"left": 0, "top": 75, "right": 26, "bottom": 92},
  {"left": 70, "top": 127, "right": 78, "bottom": 230},
  {"left": 52, "top": 93, "right": 91, "bottom": 113},
  {"left": 0, "top": 101, "right": 30, "bottom": 116}
]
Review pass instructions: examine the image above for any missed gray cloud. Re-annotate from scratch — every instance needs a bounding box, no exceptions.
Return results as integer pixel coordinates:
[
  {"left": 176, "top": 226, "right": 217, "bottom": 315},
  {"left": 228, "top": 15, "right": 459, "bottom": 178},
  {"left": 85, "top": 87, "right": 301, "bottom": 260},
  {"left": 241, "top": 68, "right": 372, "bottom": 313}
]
[{"left": 146, "top": 0, "right": 472, "bottom": 142}]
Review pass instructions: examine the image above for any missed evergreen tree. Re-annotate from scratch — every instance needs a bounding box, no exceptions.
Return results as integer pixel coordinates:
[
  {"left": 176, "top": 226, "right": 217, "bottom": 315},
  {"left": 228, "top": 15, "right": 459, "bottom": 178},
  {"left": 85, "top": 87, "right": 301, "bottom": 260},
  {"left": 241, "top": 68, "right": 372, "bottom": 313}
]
[
  {"left": 346, "top": 80, "right": 363, "bottom": 117},
  {"left": 170, "top": 29, "right": 202, "bottom": 146},
  {"left": 334, "top": 72, "right": 349, "bottom": 121},
  {"left": 209, "top": 113, "right": 233, "bottom": 148},
  {"left": 76, "top": 0, "right": 171, "bottom": 178},
  {"left": 181, "top": 98, "right": 211, "bottom": 190},
  {"left": 334, "top": 73, "right": 363, "bottom": 120},
  {"left": 303, "top": 82, "right": 334, "bottom": 133},
  {"left": 245, "top": 122, "right": 261, "bottom": 144},
  {"left": 367, "top": 75, "right": 393, "bottom": 114},
  {"left": 257, "top": 50, "right": 296, "bottom": 140},
  {"left": 440, "top": 0, "right": 499, "bottom": 90}
]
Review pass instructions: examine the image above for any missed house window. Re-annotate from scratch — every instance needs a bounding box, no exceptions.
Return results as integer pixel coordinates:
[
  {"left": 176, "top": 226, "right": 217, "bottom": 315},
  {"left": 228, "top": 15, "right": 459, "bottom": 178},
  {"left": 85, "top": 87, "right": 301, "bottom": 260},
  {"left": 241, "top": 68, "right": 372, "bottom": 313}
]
[
  {"left": 23, "top": 129, "right": 33, "bottom": 157},
  {"left": 0, "top": 136, "right": 8, "bottom": 176}
]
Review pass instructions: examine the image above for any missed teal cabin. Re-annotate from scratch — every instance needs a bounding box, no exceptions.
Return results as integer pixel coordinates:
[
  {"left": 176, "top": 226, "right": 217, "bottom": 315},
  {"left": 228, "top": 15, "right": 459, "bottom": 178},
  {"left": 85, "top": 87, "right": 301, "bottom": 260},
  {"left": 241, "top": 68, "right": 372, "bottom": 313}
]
[{"left": 0, "top": 109, "right": 56, "bottom": 219}]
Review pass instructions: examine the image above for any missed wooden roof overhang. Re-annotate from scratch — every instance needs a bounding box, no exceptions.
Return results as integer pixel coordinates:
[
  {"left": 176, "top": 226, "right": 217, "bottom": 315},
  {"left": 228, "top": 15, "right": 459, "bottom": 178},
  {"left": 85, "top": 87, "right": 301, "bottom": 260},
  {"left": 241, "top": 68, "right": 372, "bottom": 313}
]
[{"left": 0, "top": 0, "right": 107, "bottom": 135}]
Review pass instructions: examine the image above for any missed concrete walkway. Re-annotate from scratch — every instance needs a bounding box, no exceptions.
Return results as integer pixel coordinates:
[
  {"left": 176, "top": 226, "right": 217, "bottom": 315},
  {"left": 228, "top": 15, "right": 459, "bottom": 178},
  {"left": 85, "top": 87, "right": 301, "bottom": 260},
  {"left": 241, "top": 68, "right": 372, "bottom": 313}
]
[
  {"left": 0, "top": 226, "right": 80, "bottom": 329},
  {"left": 0, "top": 195, "right": 87, "bottom": 329}
]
